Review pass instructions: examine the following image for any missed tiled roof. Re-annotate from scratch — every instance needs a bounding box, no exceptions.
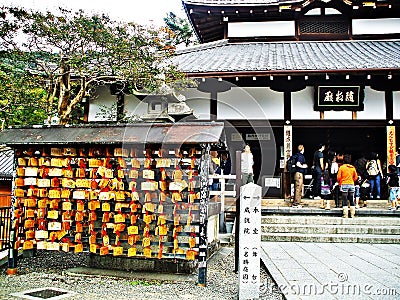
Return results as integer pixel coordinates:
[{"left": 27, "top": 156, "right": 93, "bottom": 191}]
[
  {"left": 0, "top": 123, "right": 225, "bottom": 145},
  {"left": 0, "top": 148, "right": 13, "bottom": 178},
  {"left": 171, "top": 39, "right": 400, "bottom": 74}
]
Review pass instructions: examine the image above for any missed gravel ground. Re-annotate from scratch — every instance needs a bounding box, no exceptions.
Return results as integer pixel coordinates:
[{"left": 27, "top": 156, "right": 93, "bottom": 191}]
[{"left": 0, "top": 247, "right": 283, "bottom": 300}]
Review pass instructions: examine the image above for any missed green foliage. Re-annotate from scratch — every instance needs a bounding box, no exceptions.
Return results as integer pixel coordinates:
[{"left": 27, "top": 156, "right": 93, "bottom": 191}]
[
  {"left": 0, "top": 51, "right": 48, "bottom": 127},
  {"left": 163, "top": 12, "right": 196, "bottom": 48},
  {"left": 0, "top": 6, "right": 188, "bottom": 125}
]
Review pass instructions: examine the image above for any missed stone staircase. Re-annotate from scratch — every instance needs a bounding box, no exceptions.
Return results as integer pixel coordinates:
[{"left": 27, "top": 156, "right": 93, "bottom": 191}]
[{"left": 261, "top": 212, "right": 400, "bottom": 243}]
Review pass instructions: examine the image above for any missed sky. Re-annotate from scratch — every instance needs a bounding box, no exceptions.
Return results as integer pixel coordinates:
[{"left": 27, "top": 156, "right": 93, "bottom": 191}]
[{"left": 2, "top": 0, "right": 187, "bottom": 27}]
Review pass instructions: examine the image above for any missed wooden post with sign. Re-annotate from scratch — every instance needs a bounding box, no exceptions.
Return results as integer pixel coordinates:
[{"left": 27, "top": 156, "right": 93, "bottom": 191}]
[
  {"left": 7, "top": 150, "right": 18, "bottom": 275},
  {"left": 198, "top": 144, "right": 210, "bottom": 287},
  {"left": 239, "top": 183, "right": 261, "bottom": 299},
  {"left": 387, "top": 126, "right": 396, "bottom": 171},
  {"left": 235, "top": 150, "right": 241, "bottom": 273},
  {"left": 283, "top": 125, "right": 292, "bottom": 199}
]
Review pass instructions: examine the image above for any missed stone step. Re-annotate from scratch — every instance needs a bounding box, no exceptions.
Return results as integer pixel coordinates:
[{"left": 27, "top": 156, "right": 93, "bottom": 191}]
[
  {"left": 261, "top": 233, "right": 400, "bottom": 243},
  {"left": 262, "top": 215, "right": 400, "bottom": 226},
  {"left": 218, "top": 233, "right": 234, "bottom": 246},
  {"left": 262, "top": 199, "right": 388, "bottom": 208},
  {"left": 221, "top": 198, "right": 390, "bottom": 212},
  {"left": 261, "top": 224, "right": 400, "bottom": 235}
]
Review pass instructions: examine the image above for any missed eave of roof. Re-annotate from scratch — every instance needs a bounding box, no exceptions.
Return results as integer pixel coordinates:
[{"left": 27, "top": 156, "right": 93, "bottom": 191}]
[
  {"left": 182, "top": 1, "right": 400, "bottom": 43},
  {"left": 0, "top": 122, "right": 225, "bottom": 146},
  {"left": 171, "top": 39, "right": 400, "bottom": 75}
]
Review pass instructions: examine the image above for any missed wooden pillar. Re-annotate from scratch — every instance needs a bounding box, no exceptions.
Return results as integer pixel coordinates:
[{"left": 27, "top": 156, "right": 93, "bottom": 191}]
[
  {"left": 234, "top": 150, "right": 241, "bottom": 273},
  {"left": 210, "top": 91, "right": 217, "bottom": 121},
  {"left": 283, "top": 92, "right": 292, "bottom": 199},
  {"left": 198, "top": 144, "right": 210, "bottom": 286},
  {"left": 7, "top": 149, "right": 18, "bottom": 275}
]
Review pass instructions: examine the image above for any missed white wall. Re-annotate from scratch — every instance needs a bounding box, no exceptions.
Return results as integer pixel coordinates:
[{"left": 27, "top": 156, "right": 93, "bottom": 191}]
[
  {"left": 353, "top": 18, "right": 400, "bottom": 35},
  {"left": 124, "top": 94, "right": 147, "bottom": 118},
  {"left": 181, "top": 88, "right": 210, "bottom": 120},
  {"left": 357, "top": 87, "right": 386, "bottom": 120},
  {"left": 228, "top": 21, "right": 295, "bottom": 38},
  {"left": 217, "top": 87, "right": 283, "bottom": 120},
  {"left": 89, "top": 85, "right": 388, "bottom": 122},
  {"left": 291, "top": 86, "right": 386, "bottom": 120},
  {"left": 88, "top": 85, "right": 116, "bottom": 122},
  {"left": 291, "top": 87, "right": 320, "bottom": 120}
]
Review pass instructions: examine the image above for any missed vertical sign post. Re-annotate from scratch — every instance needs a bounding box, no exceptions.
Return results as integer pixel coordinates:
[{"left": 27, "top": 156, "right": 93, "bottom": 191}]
[
  {"left": 198, "top": 144, "right": 210, "bottom": 286},
  {"left": 235, "top": 150, "right": 241, "bottom": 273},
  {"left": 7, "top": 149, "right": 18, "bottom": 275},
  {"left": 283, "top": 125, "right": 292, "bottom": 199},
  {"left": 239, "top": 183, "right": 261, "bottom": 299},
  {"left": 387, "top": 126, "right": 396, "bottom": 171}
]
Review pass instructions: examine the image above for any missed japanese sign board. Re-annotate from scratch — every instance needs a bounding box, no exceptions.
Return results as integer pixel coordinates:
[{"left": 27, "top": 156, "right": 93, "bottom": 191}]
[
  {"left": 387, "top": 126, "right": 396, "bottom": 171},
  {"left": 315, "top": 86, "right": 364, "bottom": 111},
  {"left": 245, "top": 133, "right": 271, "bottom": 141},
  {"left": 239, "top": 183, "right": 261, "bottom": 299},
  {"left": 284, "top": 125, "right": 292, "bottom": 171}
]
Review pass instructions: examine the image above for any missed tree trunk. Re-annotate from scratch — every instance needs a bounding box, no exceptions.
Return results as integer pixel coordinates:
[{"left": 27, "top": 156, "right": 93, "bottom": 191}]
[{"left": 57, "top": 58, "right": 71, "bottom": 124}]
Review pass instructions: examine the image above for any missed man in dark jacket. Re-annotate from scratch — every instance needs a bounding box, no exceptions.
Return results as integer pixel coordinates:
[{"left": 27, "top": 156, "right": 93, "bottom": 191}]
[
  {"left": 312, "top": 143, "right": 325, "bottom": 201},
  {"left": 354, "top": 154, "right": 368, "bottom": 181},
  {"left": 293, "top": 145, "right": 308, "bottom": 207}
]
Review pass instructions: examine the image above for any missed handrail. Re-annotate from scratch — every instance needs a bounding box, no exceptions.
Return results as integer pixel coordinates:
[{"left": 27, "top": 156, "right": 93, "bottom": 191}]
[
  {"left": 0, "top": 207, "right": 11, "bottom": 250},
  {"left": 208, "top": 174, "right": 237, "bottom": 212}
]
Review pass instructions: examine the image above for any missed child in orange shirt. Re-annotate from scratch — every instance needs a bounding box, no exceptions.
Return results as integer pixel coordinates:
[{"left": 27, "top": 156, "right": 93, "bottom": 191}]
[{"left": 337, "top": 154, "right": 358, "bottom": 218}]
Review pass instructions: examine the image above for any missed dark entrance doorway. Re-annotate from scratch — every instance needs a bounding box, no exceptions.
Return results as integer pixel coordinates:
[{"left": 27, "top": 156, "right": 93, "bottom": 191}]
[{"left": 293, "top": 126, "right": 387, "bottom": 167}]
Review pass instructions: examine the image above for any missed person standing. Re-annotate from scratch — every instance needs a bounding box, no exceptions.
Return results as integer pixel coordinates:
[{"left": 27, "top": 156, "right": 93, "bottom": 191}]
[
  {"left": 209, "top": 150, "right": 220, "bottom": 191},
  {"left": 337, "top": 154, "right": 358, "bottom": 218},
  {"left": 241, "top": 144, "right": 254, "bottom": 185},
  {"left": 312, "top": 144, "right": 325, "bottom": 204},
  {"left": 366, "top": 152, "right": 384, "bottom": 199},
  {"left": 386, "top": 165, "right": 399, "bottom": 210},
  {"left": 293, "top": 145, "right": 308, "bottom": 207},
  {"left": 220, "top": 152, "right": 231, "bottom": 175},
  {"left": 354, "top": 153, "right": 369, "bottom": 207},
  {"left": 330, "top": 155, "right": 340, "bottom": 208},
  {"left": 396, "top": 148, "right": 400, "bottom": 176}
]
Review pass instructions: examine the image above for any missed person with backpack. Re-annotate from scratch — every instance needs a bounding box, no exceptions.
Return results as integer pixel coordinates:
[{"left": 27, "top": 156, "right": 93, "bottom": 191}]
[
  {"left": 366, "top": 152, "right": 384, "bottom": 199},
  {"left": 354, "top": 153, "right": 369, "bottom": 207},
  {"left": 292, "top": 144, "right": 308, "bottom": 207}
]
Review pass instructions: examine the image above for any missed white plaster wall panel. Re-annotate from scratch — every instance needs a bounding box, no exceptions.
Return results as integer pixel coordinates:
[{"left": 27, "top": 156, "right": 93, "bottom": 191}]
[
  {"left": 357, "top": 87, "right": 386, "bottom": 120},
  {"left": 181, "top": 88, "right": 211, "bottom": 120},
  {"left": 228, "top": 21, "right": 295, "bottom": 37},
  {"left": 124, "top": 94, "right": 147, "bottom": 118},
  {"left": 394, "top": 91, "right": 400, "bottom": 120},
  {"left": 323, "top": 111, "right": 352, "bottom": 120},
  {"left": 88, "top": 85, "right": 117, "bottom": 122},
  {"left": 217, "top": 87, "right": 283, "bottom": 120},
  {"left": 353, "top": 18, "right": 400, "bottom": 35},
  {"left": 291, "top": 87, "right": 320, "bottom": 120}
]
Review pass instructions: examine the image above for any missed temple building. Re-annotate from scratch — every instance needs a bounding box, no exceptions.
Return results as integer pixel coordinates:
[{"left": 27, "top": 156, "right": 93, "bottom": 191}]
[
  {"left": 165, "top": 0, "right": 400, "bottom": 194},
  {"left": 86, "top": 0, "right": 400, "bottom": 196}
]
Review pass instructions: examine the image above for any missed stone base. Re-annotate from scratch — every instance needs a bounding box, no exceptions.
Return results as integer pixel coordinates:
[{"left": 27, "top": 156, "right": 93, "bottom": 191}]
[
  {"left": 88, "top": 242, "right": 221, "bottom": 274},
  {"left": 88, "top": 254, "right": 198, "bottom": 274}
]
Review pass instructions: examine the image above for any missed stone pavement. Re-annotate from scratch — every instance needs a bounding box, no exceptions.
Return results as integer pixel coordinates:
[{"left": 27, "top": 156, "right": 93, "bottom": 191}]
[{"left": 261, "top": 242, "right": 400, "bottom": 300}]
